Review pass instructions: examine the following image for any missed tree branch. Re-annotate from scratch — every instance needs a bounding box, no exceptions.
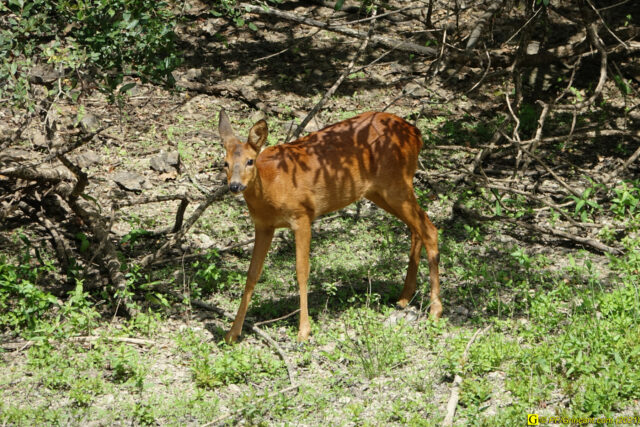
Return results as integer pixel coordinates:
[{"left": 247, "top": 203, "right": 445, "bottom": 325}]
[{"left": 239, "top": 3, "right": 438, "bottom": 57}]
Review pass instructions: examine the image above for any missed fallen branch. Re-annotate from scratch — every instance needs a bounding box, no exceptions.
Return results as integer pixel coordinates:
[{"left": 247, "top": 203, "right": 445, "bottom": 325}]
[
  {"left": 466, "top": 0, "right": 506, "bottom": 50},
  {"left": 172, "top": 198, "right": 190, "bottom": 232},
  {"left": 314, "top": 0, "right": 424, "bottom": 24},
  {"left": 70, "top": 335, "right": 155, "bottom": 346},
  {"left": 521, "top": 101, "right": 550, "bottom": 173},
  {"left": 501, "top": 131, "right": 583, "bottom": 199},
  {"left": 254, "top": 309, "right": 301, "bottom": 327},
  {"left": 606, "top": 139, "right": 640, "bottom": 183},
  {"left": 465, "top": 45, "right": 492, "bottom": 94},
  {"left": 556, "top": 3, "right": 608, "bottom": 111},
  {"left": 521, "top": 128, "right": 638, "bottom": 145},
  {"left": 0, "top": 165, "right": 75, "bottom": 184},
  {"left": 485, "top": 183, "right": 582, "bottom": 228},
  {"left": 35, "top": 207, "right": 71, "bottom": 271},
  {"left": 2, "top": 335, "right": 155, "bottom": 352},
  {"left": 114, "top": 193, "right": 190, "bottom": 208},
  {"left": 442, "top": 325, "right": 492, "bottom": 426},
  {"left": 239, "top": 3, "right": 438, "bottom": 57},
  {"left": 68, "top": 196, "right": 135, "bottom": 315},
  {"left": 455, "top": 204, "right": 623, "bottom": 255},
  {"left": 139, "top": 185, "right": 229, "bottom": 267},
  {"left": 57, "top": 153, "right": 88, "bottom": 199},
  {"left": 585, "top": 0, "right": 629, "bottom": 49}
]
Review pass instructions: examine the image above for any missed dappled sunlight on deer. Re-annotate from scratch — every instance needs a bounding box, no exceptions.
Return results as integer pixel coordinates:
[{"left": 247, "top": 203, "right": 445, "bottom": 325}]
[{"left": 217, "top": 110, "right": 441, "bottom": 343}]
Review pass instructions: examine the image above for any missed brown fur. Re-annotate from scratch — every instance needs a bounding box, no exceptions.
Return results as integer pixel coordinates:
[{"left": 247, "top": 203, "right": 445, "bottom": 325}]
[{"left": 219, "top": 110, "right": 441, "bottom": 342}]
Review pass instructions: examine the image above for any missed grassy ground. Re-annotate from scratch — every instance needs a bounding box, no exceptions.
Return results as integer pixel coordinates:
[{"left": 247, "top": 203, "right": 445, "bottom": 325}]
[{"left": 2, "top": 102, "right": 640, "bottom": 424}]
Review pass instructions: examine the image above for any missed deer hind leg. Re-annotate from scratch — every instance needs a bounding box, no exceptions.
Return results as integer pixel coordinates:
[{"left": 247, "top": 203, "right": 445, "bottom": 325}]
[
  {"left": 417, "top": 207, "right": 442, "bottom": 319},
  {"left": 226, "top": 226, "right": 275, "bottom": 343},
  {"left": 397, "top": 232, "right": 422, "bottom": 308},
  {"left": 293, "top": 217, "right": 312, "bottom": 342},
  {"left": 367, "top": 191, "right": 442, "bottom": 319}
]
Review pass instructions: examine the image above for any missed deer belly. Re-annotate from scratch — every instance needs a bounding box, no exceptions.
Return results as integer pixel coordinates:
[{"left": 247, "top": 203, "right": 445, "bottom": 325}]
[{"left": 312, "top": 180, "right": 368, "bottom": 217}]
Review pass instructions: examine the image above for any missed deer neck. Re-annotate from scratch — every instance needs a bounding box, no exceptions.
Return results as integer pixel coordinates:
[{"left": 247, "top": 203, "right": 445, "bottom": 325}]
[{"left": 242, "top": 168, "right": 264, "bottom": 207}]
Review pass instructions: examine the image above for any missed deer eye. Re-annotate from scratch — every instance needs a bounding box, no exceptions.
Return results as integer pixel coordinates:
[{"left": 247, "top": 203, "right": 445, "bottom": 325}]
[
  {"left": 246, "top": 159, "right": 254, "bottom": 166},
  {"left": 223, "top": 161, "right": 229, "bottom": 168}
]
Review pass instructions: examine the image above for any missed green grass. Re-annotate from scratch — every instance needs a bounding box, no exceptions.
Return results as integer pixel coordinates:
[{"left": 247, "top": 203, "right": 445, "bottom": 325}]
[
  {"left": 3, "top": 140, "right": 640, "bottom": 424},
  {"left": 3, "top": 236, "right": 640, "bottom": 425}
]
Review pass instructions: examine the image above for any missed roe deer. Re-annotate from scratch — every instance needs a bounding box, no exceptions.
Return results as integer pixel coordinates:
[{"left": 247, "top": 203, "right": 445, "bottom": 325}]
[{"left": 218, "top": 110, "right": 441, "bottom": 342}]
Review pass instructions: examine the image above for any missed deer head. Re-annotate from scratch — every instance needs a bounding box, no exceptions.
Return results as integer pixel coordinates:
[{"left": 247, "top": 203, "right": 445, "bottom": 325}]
[{"left": 218, "top": 109, "right": 268, "bottom": 193}]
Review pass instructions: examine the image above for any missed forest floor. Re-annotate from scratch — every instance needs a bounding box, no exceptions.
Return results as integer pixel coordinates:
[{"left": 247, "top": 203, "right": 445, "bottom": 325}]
[{"left": 2, "top": 1, "right": 640, "bottom": 425}]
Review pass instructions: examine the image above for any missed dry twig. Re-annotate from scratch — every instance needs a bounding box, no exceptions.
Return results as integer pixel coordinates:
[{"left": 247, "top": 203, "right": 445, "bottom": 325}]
[
  {"left": 442, "top": 325, "right": 492, "bottom": 426},
  {"left": 289, "top": 7, "right": 378, "bottom": 141}
]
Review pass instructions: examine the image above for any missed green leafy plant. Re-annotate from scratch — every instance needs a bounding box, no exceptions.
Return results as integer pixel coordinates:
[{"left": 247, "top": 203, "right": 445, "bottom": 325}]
[
  {"left": 133, "top": 401, "right": 157, "bottom": 425},
  {"left": 1, "top": 0, "right": 181, "bottom": 108},
  {"left": 60, "top": 280, "right": 101, "bottom": 336},
  {"left": 610, "top": 180, "right": 640, "bottom": 220},
  {"left": 192, "top": 251, "right": 223, "bottom": 294},
  {"left": 69, "top": 376, "right": 104, "bottom": 407},
  {"left": 191, "top": 344, "right": 283, "bottom": 389},
  {"left": 121, "top": 229, "right": 154, "bottom": 248},
  {"left": 0, "top": 250, "right": 58, "bottom": 334},
  {"left": 339, "top": 308, "right": 407, "bottom": 379},
  {"left": 568, "top": 180, "right": 604, "bottom": 222},
  {"left": 518, "top": 103, "right": 538, "bottom": 137},
  {"left": 460, "top": 378, "right": 492, "bottom": 407},
  {"left": 109, "top": 344, "right": 147, "bottom": 386}
]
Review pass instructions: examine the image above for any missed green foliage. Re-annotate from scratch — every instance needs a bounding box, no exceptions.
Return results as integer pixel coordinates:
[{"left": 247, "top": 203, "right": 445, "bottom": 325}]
[
  {"left": 506, "top": 254, "right": 640, "bottom": 416},
  {"left": 0, "top": 251, "right": 58, "bottom": 334},
  {"left": 190, "top": 250, "right": 245, "bottom": 296},
  {"left": 338, "top": 308, "right": 407, "bottom": 379},
  {"left": 191, "top": 343, "right": 283, "bottom": 389},
  {"left": 568, "top": 180, "right": 604, "bottom": 222},
  {"left": 610, "top": 180, "right": 640, "bottom": 220},
  {"left": 613, "top": 73, "right": 632, "bottom": 95},
  {"left": 177, "top": 328, "right": 284, "bottom": 391},
  {"left": 518, "top": 103, "right": 538, "bottom": 137},
  {"left": 60, "top": 280, "right": 101, "bottom": 336},
  {"left": 69, "top": 376, "right": 105, "bottom": 407},
  {"left": 0, "top": 0, "right": 181, "bottom": 108},
  {"left": 192, "top": 251, "right": 223, "bottom": 294},
  {"left": 211, "top": 0, "right": 282, "bottom": 30},
  {"left": 109, "top": 344, "right": 147, "bottom": 386},
  {"left": 132, "top": 401, "right": 157, "bottom": 425},
  {"left": 460, "top": 378, "right": 492, "bottom": 407},
  {"left": 468, "top": 333, "right": 519, "bottom": 374},
  {"left": 121, "top": 229, "right": 154, "bottom": 248},
  {"left": 124, "top": 309, "right": 162, "bottom": 336}
]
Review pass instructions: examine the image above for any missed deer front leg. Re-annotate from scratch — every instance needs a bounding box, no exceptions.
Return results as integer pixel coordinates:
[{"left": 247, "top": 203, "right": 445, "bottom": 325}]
[
  {"left": 293, "top": 218, "right": 312, "bottom": 342},
  {"left": 226, "top": 226, "right": 275, "bottom": 343}
]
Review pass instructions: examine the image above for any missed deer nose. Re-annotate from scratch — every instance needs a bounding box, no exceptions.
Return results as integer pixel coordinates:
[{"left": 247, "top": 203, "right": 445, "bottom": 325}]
[{"left": 229, "top": 182, "right": 246, "bottom": 193}]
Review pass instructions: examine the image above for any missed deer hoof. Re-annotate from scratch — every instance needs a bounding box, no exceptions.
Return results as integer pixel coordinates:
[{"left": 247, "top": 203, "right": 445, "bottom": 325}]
[
  {"left": 224, "top": 331, "right": 239, "bottom": 344},
  {"left": 429, "top": 301, "right": 443, "bottom": 320},
  {"left": 297, "top": 328, "right": 311, "bottom": 342}
]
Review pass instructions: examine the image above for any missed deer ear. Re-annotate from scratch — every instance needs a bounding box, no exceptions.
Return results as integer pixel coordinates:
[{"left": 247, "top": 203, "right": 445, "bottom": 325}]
[
  {"left": 247, "top": 119, "right": 268, "bottom": 151},
  {"left": 218, "top": 109, "right": 235, "bottom": 145}
]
